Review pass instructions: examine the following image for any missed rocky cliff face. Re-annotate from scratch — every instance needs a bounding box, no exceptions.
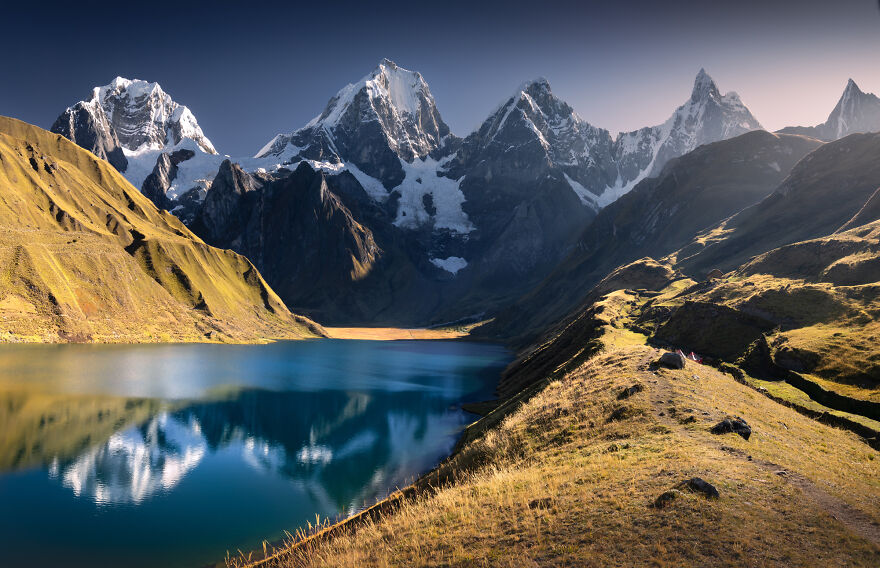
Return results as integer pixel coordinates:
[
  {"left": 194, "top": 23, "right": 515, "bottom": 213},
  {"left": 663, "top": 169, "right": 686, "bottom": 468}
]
[
  {"left": 50, "top": 100, "right": 128, "bottom": 172},
  {"left": 51, "top": 77, "right": 221, "bottom": 215},
  {"left": 779, "top": 79, "right": 880, "bottom": 141},
  {"left": 193, "top": 161, "right": 435, "bottom": 324}
]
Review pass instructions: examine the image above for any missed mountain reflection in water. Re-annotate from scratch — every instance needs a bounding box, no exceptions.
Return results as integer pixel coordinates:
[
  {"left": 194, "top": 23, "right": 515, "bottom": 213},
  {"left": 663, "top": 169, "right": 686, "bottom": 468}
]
[{"left": 0, "top": 340, "right": 510, "bottom": 568}]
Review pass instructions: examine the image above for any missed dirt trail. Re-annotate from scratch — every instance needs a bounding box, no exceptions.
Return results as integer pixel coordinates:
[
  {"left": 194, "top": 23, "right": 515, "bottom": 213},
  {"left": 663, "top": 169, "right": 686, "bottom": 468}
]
[{"left": 642, "top": 355, "right": 880, "bottom": 549}]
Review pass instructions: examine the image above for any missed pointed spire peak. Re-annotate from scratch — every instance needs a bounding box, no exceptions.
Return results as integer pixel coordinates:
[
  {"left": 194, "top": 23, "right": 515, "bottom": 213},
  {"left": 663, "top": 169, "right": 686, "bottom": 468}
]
[
  {"left": 844, "top": 78, "right": 863, "bottom": 95},
  {"left": 515, "top": 77, "right": 552, "bottom": 99},
  {"left": 691, "top": 68, "right": 720, "bottom": 101}
]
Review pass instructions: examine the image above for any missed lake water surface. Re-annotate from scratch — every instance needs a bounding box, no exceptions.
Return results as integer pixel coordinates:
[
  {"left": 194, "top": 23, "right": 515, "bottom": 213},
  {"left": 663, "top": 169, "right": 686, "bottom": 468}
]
[{"left": 0, "top": 339, "right": 510, "bottom": 568}]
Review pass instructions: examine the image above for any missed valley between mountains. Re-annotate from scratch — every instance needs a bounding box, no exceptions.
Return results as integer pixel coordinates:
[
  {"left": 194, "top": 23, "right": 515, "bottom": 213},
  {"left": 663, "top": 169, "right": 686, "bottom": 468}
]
[{"left": 2, "top": 58, "right": 880, "bottom": 567}]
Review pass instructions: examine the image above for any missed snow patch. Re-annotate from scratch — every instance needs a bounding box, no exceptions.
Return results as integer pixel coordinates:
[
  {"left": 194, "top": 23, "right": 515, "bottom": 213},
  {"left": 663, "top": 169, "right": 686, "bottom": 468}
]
[
  {"left": 564, "top": 173, "right": 599, "bottom": 210},
  {"left": 343, "top": 163, "right": 390, "bottom": 201},
  {"left": 392, "top": 157, "right": 474, "bottom": 234},
  {"left": 430, "top": 256, "right": 468, "bottom": 274}
]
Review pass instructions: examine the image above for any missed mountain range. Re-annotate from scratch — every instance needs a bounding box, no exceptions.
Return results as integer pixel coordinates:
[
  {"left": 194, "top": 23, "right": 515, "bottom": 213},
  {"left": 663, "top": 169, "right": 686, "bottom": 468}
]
[
  {"left": 53, "top": 60, "right": 808, "bottom": 324},
  {"left": 10, "top": 56, "right": 880, "bottom": 568}
]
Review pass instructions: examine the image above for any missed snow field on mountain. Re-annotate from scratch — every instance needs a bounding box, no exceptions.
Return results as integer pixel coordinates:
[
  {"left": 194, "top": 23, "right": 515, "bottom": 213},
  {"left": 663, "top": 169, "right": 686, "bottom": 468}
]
[{"left": 393, "top": 158, "right": 474, "bottom": 234}]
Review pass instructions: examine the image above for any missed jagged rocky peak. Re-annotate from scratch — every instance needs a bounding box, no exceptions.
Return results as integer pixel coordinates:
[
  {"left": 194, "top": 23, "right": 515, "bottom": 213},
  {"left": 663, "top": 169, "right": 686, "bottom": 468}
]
[
  {"left": 256, "top": 59, "right": 454, "bottom": 188},
  {"left": 94, "top": 77, "right": 216, "bottom": 154},
  {"left": 690, "top": 68, "right": 720, "bottom": 101},
  {"left": 611, "top": 68, "right": 763, "bottom": 199},
  {"left": 779, "top": 78, "right": 880, "bottom": 141},
  {"left": 451, "top": 76, "right": 616, "bottom": 196},
  {"left": 52, "top": 77, "right": 216, "bottom": 159},
  {"left": 479, "top": 77, "right": 580, "bottom": 144},
  {"left": 309, "top": 58, "right": 451, "bottom": 159}
]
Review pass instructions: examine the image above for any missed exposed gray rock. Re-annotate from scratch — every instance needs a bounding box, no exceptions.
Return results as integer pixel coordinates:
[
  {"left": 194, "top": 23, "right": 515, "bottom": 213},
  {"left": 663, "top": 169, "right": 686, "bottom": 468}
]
[
  {"left": 658, "top": 352, "right": 686, "bottom": 369},
  {"left": 50, "top": 102, "right": 128, "bottom": 172},
  {"left": 679, "top": 477, "right": 720, "bottom": 499},
  {"left": 196, "top": 160, "right": 262, "bottom": 245},
  {"left": 651, "top": 478, "right": 719, "bottom": 508},
  {"left": 141, "top": 149, "right": 196, "bottom": 211},
  {"left": 711, "top": 416, "right": 752, "bottom": 440}
]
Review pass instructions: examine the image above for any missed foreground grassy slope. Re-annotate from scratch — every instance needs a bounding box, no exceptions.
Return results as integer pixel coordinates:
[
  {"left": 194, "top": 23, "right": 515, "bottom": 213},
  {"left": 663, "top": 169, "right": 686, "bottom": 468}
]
[
  {"left": 228, "top": 212, "right": 880, "bottom": 567},
  {"left": 0, "top": 117, "right": 323, "bottom": 342},
  {"left": 234, "top": 299, "right": 880, "bottom": 567}
]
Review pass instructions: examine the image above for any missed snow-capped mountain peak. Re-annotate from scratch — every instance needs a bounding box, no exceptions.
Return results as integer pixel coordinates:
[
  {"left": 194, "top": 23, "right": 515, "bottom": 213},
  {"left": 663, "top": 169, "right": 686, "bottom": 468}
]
[
  {"left": 445, "top": 76, "right": 618, "bottom": 210},
  {"left": 611, "top": 69, "right": 762, "bottom": 198},
  {"left": 475, "top": 77, "right": 603, "bottom": 154},
  {"left": 308, "top": 59, "right": 434, "bottom": 130},
  {"left": 779, "top": 78, "right": 880, "bottom": 141},
  {"left": 256, "top": 59, "right": 455, "bottom": 197},
  {"left": 52, "top": 76, "right": 223, "bottom": 221},
  {"left": 91, "top": 77, "right": 216, "bottom": 155},
  {"left": 691, "top": 68, "right": 720, "bottom": 101}
]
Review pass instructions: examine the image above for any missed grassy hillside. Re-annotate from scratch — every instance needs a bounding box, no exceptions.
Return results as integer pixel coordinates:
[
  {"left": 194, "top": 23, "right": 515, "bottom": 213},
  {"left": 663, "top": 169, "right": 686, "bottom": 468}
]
[
  {"left": 674, "top": 132, "right": 880, "bottom": 276},
  {"left": 646, "top": 221, "right": 880, "bottom": 402},
  {"left": 0, "top": 117, "right": 323, "bottom": 342},
  {"left": 479, "top": 131, "right": 822, "bottom": 348},
  {"left": 229, "top": 292, "right": 880, "bottom": 567}
]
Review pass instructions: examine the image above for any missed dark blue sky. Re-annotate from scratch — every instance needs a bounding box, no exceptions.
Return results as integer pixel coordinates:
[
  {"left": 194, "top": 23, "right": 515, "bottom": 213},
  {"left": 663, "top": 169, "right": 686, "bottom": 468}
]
[{"left": 2, "top": 0, "right": 879, "bottom": 155}]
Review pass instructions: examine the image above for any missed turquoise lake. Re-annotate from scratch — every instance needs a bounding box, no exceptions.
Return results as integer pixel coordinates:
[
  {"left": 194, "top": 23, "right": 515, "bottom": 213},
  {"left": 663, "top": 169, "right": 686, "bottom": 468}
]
[{"left": 0, "top": 339, "right": 510, "bottom": 567}]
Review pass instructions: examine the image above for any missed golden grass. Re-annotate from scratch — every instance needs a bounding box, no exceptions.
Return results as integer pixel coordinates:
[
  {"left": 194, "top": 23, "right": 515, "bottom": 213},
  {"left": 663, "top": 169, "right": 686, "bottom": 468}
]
[
  {"left": 229, "top": 321, "right": 880, "bottom": 568},
  {"left": 0, "top": 116, "right": 322, "bottom": 343},
  {"left": 750, "top": 376, "right": 880, "bottom": 432}
]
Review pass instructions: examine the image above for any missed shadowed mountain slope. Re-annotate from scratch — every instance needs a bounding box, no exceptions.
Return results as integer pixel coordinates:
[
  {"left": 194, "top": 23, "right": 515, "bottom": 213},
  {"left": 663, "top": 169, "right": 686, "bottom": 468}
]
[
  {"left": 674, "top": 132, "right": 880, "bottom": 277},
  {"left": 480, "top": 131, "right": 822, "bottom": 346}
]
